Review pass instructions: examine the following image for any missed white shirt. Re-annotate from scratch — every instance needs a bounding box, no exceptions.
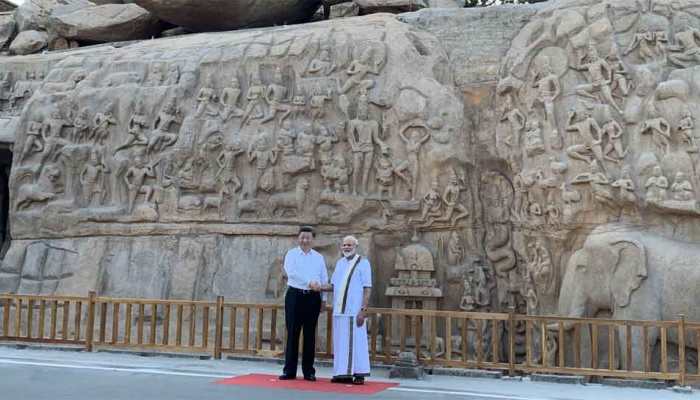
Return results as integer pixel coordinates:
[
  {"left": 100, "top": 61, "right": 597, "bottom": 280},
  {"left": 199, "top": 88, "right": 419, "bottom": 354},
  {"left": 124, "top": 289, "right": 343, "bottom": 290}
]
[
  {"left": 283, "top": 246, "right": 328, "bottom": 296},
  {"left": 331, "top": 255, "right": 372, "bottom": 316}
]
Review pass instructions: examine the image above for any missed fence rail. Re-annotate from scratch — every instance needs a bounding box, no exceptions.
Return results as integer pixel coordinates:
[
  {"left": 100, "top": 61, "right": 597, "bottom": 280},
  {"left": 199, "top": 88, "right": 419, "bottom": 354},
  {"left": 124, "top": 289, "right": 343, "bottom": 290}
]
[{"left": 0, "top": 293, "right": 693, "bottom": 385}]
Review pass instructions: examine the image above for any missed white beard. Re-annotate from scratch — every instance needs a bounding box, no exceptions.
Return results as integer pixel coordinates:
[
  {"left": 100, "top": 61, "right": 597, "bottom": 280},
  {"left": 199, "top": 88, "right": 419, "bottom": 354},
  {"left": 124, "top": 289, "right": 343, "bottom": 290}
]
[{"left": 343, "top": 250, "right": 355, "bottom": 258}]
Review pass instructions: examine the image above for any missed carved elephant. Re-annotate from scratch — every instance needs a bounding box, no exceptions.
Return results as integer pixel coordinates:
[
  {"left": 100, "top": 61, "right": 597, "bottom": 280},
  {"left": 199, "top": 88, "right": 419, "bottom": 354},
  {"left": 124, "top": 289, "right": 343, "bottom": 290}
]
[{"left": 552, "top": 224, "right": 700, "bottom": 370}]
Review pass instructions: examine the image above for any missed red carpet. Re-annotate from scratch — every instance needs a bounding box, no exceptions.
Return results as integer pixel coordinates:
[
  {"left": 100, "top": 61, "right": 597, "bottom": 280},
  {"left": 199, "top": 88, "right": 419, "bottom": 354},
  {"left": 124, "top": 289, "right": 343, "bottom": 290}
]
[{"left": 216, "top": 373, "right": 398, "bottom": 395}]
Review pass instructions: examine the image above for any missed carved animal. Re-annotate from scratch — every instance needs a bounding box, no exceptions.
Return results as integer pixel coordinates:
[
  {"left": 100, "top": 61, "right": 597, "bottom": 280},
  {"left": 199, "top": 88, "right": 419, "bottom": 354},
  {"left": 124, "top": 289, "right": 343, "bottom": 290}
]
[
  {"left": 15, "top": 165, "right": 61, "bottom": 211},
  {"left": 550, "top": 224, "right": 700, "bottom": 370},
  {"left": 236, "top": 198, "right": 265, "bottom": 218},
  {"left": 266, "top": 178, "right": 309, "bottom": 217},
  {"left": 560, "top": 182, "right": 582, "bottom": 204}
]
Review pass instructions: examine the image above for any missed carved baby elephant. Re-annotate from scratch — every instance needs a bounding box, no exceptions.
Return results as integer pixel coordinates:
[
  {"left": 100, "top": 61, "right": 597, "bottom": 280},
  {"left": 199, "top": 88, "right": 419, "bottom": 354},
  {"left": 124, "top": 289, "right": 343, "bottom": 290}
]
[{"left": 551, "top": 224, "right": 700, "bottom": 370}]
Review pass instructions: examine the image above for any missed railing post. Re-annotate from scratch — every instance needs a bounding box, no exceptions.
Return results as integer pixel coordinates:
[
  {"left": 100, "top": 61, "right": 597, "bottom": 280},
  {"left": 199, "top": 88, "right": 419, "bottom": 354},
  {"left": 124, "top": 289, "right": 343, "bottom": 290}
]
[
  {"left": 508, "top": 310, "right": 515, "bottom": 376},
  {"left": 678, "top": 314, "right": 686, "bottom": 387},
  {"left": 213, "top": 296, "right": 224, "bottom": 360},
  {"left": 85, "top": 291, "right": 96, "bottom": 352}
]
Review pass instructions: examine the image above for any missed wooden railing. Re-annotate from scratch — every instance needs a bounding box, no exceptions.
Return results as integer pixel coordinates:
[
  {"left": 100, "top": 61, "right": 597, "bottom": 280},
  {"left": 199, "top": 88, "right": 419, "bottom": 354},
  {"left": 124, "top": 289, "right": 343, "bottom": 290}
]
[{"left": 0, "top": 293, "right": 694, "bottom": 385}]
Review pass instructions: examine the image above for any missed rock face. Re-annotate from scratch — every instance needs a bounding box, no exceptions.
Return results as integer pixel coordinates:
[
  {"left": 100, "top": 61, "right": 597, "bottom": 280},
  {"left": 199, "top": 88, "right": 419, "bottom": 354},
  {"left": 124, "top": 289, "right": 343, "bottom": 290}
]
[
  {"left": 9, "top": 30, "right": 48, "bottom": 55},
  {"left": 14, "top": 0, "right": 95, "bottom": 32},
  {"left": 49, "top": 4, "right": 162, "bottom": 43},
  {"left": 0, "top": 12, "right": 16, "bottom": 49},
  {"left": 133, "top": 0, "right": 322, "bottom": 32}
]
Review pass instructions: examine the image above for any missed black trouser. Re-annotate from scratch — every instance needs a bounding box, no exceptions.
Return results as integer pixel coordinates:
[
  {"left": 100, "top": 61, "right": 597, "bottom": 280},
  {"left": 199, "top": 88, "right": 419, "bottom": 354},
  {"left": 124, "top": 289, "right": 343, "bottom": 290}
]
[{"left": 283, "top": 286, "right": 322, "bottom": 377}]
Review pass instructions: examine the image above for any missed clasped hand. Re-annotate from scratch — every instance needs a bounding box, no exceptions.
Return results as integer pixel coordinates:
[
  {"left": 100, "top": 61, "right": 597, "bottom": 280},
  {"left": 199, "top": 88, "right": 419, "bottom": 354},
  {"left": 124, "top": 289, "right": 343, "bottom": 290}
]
[{"left": 308, "top": 281, "right": 321, "bottom": 292}]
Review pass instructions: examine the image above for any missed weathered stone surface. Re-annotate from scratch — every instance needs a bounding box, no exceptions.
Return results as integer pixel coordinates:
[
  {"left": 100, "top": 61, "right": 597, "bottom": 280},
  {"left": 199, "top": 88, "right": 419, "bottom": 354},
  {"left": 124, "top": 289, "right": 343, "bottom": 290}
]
[
  {"left": 354, "top": 0, "right": 427, "bottom": 14},
  {"left": 49, "top": 4, "right": 162, "bottom": 43},
  {"left": 15, "top": 0, "right": 95, "bottom": 32},
  {"left": 0, "top": 12, "right": 15, "bottom": 49},
  {"left": 133, "top": 0, "right": 322, "bottom": 32},
  {"left": 9, "top": 30, "right": 48, "bottom": 55},
  {"left": 330, "top": 2, "right": 359, "bottom": 19}
]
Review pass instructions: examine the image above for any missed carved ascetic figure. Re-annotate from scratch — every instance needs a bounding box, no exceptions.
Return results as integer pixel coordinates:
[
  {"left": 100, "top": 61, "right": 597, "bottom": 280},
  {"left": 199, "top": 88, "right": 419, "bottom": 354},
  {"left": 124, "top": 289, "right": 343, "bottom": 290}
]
[
  {"left": 20, "top": 120, "right": 44, "bottom": 162},
  {"left": 399, "top": 125, "right": 430, "bottom": 200},
  {"left": 345, "top": 92, "right": 386, "bottom": 195},
  {"left": 612, "top": 166, "right": 637, "bottom": 204},
  {"left": 306, "top": 46, "right": 335, "bottom": 76},
  {"left": 523, "top": 119, "right": 545, "bottom": 157},
  {"left": 241, "top": 73, "right": 266, "bottom": 126},
  {"left": 91, "top": 102, "right": 117, "bottom": 145},
  {"left": 15, "top": 164, "right": 62, "bottom": 210},
  {"left": 411, "top": 179, "right": 442, "bottom": 226},
  {"left": 573, "top": 43, "right": 622, "bottom": 114},
  {"left": 220, "top": 76, "right": 243, "bottom": 121},
  {"left": 216, "top": 141, "right": 244, "bottom": 194},
  {"left": 247, "top": 130, "right": 277, "bottom": 196},
  {"left": 114, "top": 99, "right": 149, "bottom": 154},
  {"left": 640, "top": 113, "right": 671, "bottom": 155},
  {"left": 339, "top": 47, "right": 381, "bottom": 94},
  {"left": 624, "top": 29, "right": 667, "bottom": 63},
  {"left": 72, "top": 107, "right": 90, "bottom": 143},
  {"left": 435, "top": 170, "right": 469, "bottom": 226},
  {"left": 565, "top": 109, "right": 603, "bottom": 164},
  {"left": 195, "top": 74, "right": 218, "bottom": 118},
  {"left": 549, "top": 224, "right": 700, "bottom": 370},
  {"left": 80, "top": 148, "right": 110, "bottom": 206},
  {"left": 124, "top": 154, "right": 157, "bottom": 213},
  {"left": 678, "top": 107, "right": 697, "bottom": 152},
  {"left": 671, "top": 171, "right": 694, "bottom": 202},
  {"left": 261, "top": 66, "right": 291, "bottom": 124},
  {"left": 601, "top": 118, "right": 626, "bottom": 162},
  {"left": 532, "top": 57, "right": 560, "bottom": 130},
  {"left": 645, "top": 165, "right": 668, "bottom": 204}
]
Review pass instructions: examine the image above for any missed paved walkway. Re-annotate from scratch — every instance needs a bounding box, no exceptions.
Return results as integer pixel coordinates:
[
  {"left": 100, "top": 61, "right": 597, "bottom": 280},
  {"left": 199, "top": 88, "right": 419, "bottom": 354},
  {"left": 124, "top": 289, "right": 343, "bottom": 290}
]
[{"left": 0, "top": 346, "right": 697, "bottom": 400}]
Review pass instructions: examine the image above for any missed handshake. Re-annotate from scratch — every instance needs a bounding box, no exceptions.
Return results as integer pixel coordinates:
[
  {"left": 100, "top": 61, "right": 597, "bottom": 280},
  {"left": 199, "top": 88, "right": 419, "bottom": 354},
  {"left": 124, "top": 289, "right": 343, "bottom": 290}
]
[{"left": 308, "top": 281, "right": 323, "bottom": 292}]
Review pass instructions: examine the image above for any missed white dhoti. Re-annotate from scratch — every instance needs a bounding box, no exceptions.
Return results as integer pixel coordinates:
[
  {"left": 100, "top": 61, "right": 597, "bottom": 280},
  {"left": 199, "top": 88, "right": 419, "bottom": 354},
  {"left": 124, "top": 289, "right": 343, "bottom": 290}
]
[{"left": 333, "top": 313, "right": 370, "bottom": 377}]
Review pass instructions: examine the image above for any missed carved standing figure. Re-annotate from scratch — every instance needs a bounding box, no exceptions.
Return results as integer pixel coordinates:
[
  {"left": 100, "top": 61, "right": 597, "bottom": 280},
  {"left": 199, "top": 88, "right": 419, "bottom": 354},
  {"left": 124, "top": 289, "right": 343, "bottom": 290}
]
[
  {"left": 195, "top": 74, "right": 217, "bottom": 118},
  {"left": 532, "top": 57, "right": 561, "bottom": 129},
  {"left": 216, "top": 141, "right": 244, "bottom": 194},
  {"left": 399, "top": 125, "right": 430, "bottom": 200},
  {"left": 678, "top": 108, "right": 697, "bottom": 153},
  {"left": 220, "top": 76, "right": 243, "bottom": 120},
  {"left": 601, "top": 119, "right": 627, "bottom": 162},
  {"left": 72, "top": 107, "right": 90, "bottom": 143},
  {"left": 247, "top": 130, "right": 277, "bottom": 196},
  {"left": 20, "top": 120, "right": 44, "bottom": 162},
  {"left": 500, "top": 94, "right": 525, "bottom": 148},
  {"left": 345, "top": 92, "right": 386, "bottom": 195},
  {"left": 91, "top": 101, "right": 117, "bottom": 145},
  {"left": 80, "top": 148, "right": 110, "bottom": 206},
  {"left": 124, "top": 154, "right": 157, "bottom": 213},
  {"left": 241, "top": 72, "right": 266, "bottom": 126}
]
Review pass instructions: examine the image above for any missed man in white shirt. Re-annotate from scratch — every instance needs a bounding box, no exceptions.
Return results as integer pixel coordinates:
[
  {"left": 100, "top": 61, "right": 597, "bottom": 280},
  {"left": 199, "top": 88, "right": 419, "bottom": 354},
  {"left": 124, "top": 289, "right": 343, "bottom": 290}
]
[
  {"left": 279, "top": 225, "right": 328, "bottom": 382},
  {"left": 311, "top": 235, "right": 372, "bottom": 385}
]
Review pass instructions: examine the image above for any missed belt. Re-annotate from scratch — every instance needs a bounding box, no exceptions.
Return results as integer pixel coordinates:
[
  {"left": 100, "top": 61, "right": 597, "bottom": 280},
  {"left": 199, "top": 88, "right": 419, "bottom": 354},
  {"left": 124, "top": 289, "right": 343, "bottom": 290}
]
[{"left": 288, "top": 286, "right": 316, "bottom": 295}]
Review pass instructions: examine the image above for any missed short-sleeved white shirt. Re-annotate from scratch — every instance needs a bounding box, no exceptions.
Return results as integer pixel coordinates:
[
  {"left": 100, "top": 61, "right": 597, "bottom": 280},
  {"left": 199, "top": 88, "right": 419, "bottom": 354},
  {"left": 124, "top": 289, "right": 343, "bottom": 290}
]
[{"left": 283, "top": 246, "right": 328, "bottom": 294}]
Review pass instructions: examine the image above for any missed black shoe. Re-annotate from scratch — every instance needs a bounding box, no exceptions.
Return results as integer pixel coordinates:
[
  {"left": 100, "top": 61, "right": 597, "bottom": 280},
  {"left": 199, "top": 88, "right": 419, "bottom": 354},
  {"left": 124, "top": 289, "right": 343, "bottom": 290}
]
[
  {"left": 278, "top": 374, "right": 296, "bottom": 380},
  {"left": 331, "top": 376, "right": 352, "bottom": 384},
  {"left": 352, "top": 376, "right": 365, "bottom": 385},
  {"left": 303, "top": 374, "right": 316, "bottom": 382}
]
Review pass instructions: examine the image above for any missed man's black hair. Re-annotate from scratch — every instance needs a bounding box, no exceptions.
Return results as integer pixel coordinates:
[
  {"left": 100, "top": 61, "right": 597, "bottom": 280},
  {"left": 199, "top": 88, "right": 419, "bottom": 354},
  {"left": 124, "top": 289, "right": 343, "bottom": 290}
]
[{"left": 299, "top": 225, "right": 315, "bottom": 237}]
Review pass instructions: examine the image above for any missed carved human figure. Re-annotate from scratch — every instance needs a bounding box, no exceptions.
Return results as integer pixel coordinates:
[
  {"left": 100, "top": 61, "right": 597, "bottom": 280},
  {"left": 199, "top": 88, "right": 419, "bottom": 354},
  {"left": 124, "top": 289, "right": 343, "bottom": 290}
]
[
  {"left": 91, "top": 102, "right": 117, "bottom": 145},
  {"left": 114, "top": 99, "right": 149, "bottom": 154},
  {"left": 80, "top": 148, "right": 110, "bottom": 206},
  {"left": 276, "top": 120, "right": 297, "bottom": 157},
  {"left": 607, "top": 49, "right": 630, "bottom": 97},
  {"left": 331, "top": 153, "right": 350, "bottom": 193},
  {"left": 624, "top": 29, "right": 667, "bottom": 63},
  {"left": 148, "top": 97, "right": 181, "bottom": 154},
  {"left": 645, "top": 165, "right": 668, "bottom": 204},
  {"left": 20, "top": 120, "right": 44, "bottom": 162},
  {"left": 669, "top": 18, "right": 700, "bottom": 68},
  {"left": 399, "top": 125, "right": 430, "bottom": 200},
  {"left": 447, "top": 231, "right": 464, "bottom": 266},
  {"left": 339, "top": 47, "right": 380, "bottom": 94},
  {"left": 601, "top": 119, "right": 627, "bottom": 162},
  {"left": 195, "top": 74, "right": 218, "bottom": 118},
  {"left": 500, "top": 94, "right": 525, "bottom": 148},
  {"left": 345, "top": 92, "right": 386, "bottom": 195},
  {"left": 309, "top": 88, "right": 332, "bottom": 123},
  {"left": 247, "top": 130, "right": 277, "bottom": 196},
  {"left": 374, "top": 147, "right": 410, "bottom": 198},
  {"left": 163, "top": 64, "right": 180, "bottom": 85},
  {"left": 523, "top": 119, "right": 545, "bottom": 157},
  {"left": 261, "top": 66, "right": 291, "bottom": 124},
  {"left": 146, "top": 63, "right": 164, "bottom": 86},
  {"left": 306, "top": 47, "right": 335, "bottom": 76},
  {"left": 573, "top": 43, "right": 622, "bottom": 114},
  {"left": 241, "top": 72, "right": 266, "bottom": 126},
  {"left": 589, "top": 160, "right": 615, "bottom": 208},
  {"left": 671, "top": 171, "right": 694, "bottom": 201},
  {"left": 216, "top": 141, "right": 244, "bottom": 194},
  {"left": 435, "top": 171, "right": 469, "bottom": 225},
  {"left": 640, "top": 113, "right": 671, "bottom": 155},
  {"left": 411, "top": 179, "right": 442, "bottom": 226},
  {"left": 72, "top": 107, "right": 90, "bottom": 143},
  {"left": 295, "top": 125, "right": 317, "bottom": 170},
  {"left": 532, "top": 57, "right": 561, "bottom": 129},
  {"left": 565, "top": 109, "right": 603, "bottom": 164},
  {"left": 39, "top": 108, "right": 70, "bottom": 167},
  {"left": 124, "top": 154, "right": 157, "bottom": 213},
  {"left": 220, "top": 76, "right": 244, "bottom": 120},
  {"left": 526, "top": 240, "right": 553, "bottom": 298},
  {"left": 0, "top": 71, "right": 11, "bottom": 107},
  {"left": 315, "top": 123, "right": 337, "bottom": 167},
  {"left": 612, "top": 166, "right": 637, "bottom": 204},
  {"left": 678, "top": 108, "right": 698, "bottom": 153}
]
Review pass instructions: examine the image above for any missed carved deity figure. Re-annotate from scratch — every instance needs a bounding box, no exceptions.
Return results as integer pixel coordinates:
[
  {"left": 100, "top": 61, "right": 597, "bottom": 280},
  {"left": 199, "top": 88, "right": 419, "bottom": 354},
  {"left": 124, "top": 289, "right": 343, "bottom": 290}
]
[
  {"left": 612, "top": 166, "right": 637, "bottom": 204},
  {"left": 532, "top": 57, "right": 561, "bottom": 129},
  {"left": 411, "top": 179, "right": 442, "bottom": 226},
  {"left": 671, "top": 172, "right": 695, "bottom": 202},
  {"left": 589, "top": 160, "right": 615, "bottom": 208},
  {"left": 565, "top": 109, "right": 603, "bottom": 164},
  {"left": 574, "top": 43, "right": 622, "bottom": 114},
  {"left": 306, "top": 47, "right": 335, "bottom": 76},
  {"left": 601, "top": 119, "right": 627, "bottom": 162},
  {"left": 20, "top": 120, "right": 44, "bottom": 162},
  {"left": 148, "top": 97, "right": 181, "bottom": 154},
  {"left": 645, "top": 165, "right": 669, "bottom": 204},
  {"left": 220, "top": 76, "right": 243, "bottom": 121},
  {"left": 435, "top": 171, "right": 469, "bottom": 226},
  {"left": 241, "top": 73, "right": 266, "bottom": 126},
  {"left": 80, "top": 148, "right": 109, "bottom": 206},
  {"left": 216, "top": 141, "right": 244, "bottom": 194},
  {"left": 624, "top": 29, "right": 667, "bottom": 63},
  {"left": 399, "top": 125, "right": 431, "bottom": 200},
  {"left": 523, "top": 119, "right": 545, "bottom": 157},
  {"left": 261, "top": 66, "right": 291, "bottom": 124},
  {"left": 91, "top": 102, "right": 117, "bottom": 145},
  {"left": 247, "top": 130, "right": 277, "bottom": 196},
  {"left": 345, "top": 92, "right": 387, "bottom": 195},
  {"left": 146, "top": 63, "right": 164, "bottom": 86},
  {"left": 114, "top": 99, "right": 149, "bottom": 154},
  {"left": 72, "top": 107, "right": 90, "bottom": 143},
  {"left": 124, "top": 155, "right": 157, "bottom": 213},
  {"left": 39, "top": 108, "right": 70, "bottom": 167},
  {"left": 195, "top": 74, "right": 218, "bottom": 118},
  {"left": 339, "top": 47, "right": 380, "bottom": 94},
  {"left": 678, "top": 108, "right": 698, "bottom": 153}
]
